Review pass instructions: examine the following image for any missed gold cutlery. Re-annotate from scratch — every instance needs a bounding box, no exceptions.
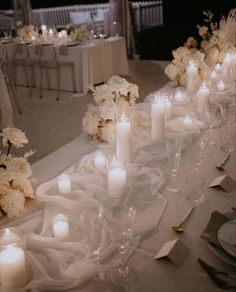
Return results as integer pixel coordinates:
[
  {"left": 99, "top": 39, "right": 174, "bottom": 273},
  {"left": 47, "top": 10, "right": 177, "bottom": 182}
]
[{"left": 172, "top": 206, "right": 195, "bottom": 232}]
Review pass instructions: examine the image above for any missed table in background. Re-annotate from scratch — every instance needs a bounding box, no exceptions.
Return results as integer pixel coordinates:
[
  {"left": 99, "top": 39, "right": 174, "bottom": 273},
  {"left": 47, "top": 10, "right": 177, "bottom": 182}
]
[
  {"left": 0, "top": 67, "right": 13, "bottom": 129},
  {"left": 1, "top": 37, "right": 128, "bottom": 95}
]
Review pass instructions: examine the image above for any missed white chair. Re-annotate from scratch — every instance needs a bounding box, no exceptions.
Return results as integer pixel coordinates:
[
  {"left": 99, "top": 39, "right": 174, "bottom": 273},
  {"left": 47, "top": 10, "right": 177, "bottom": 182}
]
[
  {"left": 69, "top": 11, "right": 92, "bottom": 27},
  {"left": 39, "top": 45, "right": 76, "bottom": 101},
  {"left": 0, "top": 47, "right": 22, "bottom": 114}
]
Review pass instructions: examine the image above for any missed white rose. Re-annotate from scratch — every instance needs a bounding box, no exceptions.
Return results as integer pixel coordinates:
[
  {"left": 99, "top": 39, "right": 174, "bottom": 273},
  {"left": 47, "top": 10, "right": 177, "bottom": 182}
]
[
  {"left": 100, "top": 99, "right": 117, "bottom": 120},
  {"left": 12, "top": 178, "right": 35, "bottom": 198},
  {"left": 82, "top": 105, "right": 100, "bottom": 136},
  {"left": 107, "top": 75, "right": 130, "bottom": 96},
  {"left": 0, "top": 189, "right": 25, "bottom": 218},
  {"left": 93, "top": 84, "right": 114, "bottom": 105},
  {"left": 1, "top": 128, "right": 28, "bottom": 148}
]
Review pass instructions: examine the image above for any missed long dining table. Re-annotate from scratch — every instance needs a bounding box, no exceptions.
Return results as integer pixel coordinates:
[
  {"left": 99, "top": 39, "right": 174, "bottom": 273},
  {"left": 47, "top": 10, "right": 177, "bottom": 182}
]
[
  {"left": 0, "top": 82, "right": 235, "bottom": 291},
  {"left": 0, "top": 36, "right": 129, "bottom": 95}
]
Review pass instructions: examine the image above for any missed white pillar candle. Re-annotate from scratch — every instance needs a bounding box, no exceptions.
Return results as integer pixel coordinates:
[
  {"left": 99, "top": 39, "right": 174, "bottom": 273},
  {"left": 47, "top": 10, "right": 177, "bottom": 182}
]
[
  {"left": 0, "top": 229, "right": 27, "bottom": 288},
  {"left": 183, "top": 115, "right": 193, "bottom": 128},
  {"left": 210, "top": 70, "right": 217, "bottom": 81},
  {"left": 116, "top": 114, "right": 132, "bottom": 164},
  {"left": 175, "top": 91, "right": 184, "bottom": 101},
  {"left": 108, "top": 165, "right": 127, "bottom": 198},
  {"left": 186, "top": 60, "right": 198, "bottom": 92},
  {"left": 58, "top": 174, "right": 71, "bottom": 194},
  {"left": 61, "top": 30, "right": 68, "bottom": 38},
  {"left": 94, "top": 151, "right": 106, "bottom": 169},
  {"left": 222, "top": 53, "right": 231, "bottom": 80},
  {"left": 196, "top": 81, "right": 210, "bottom": 114},
  {"left": 58, "top": 32, "right": 62, "bottom": 38},
  {"left": 52, "top": 214, "right": 69, "bottom": 240},
  {"left": 215, "top": 63, "right": 222, "bottom": 73},
  {"left": 151, "top": 95, "right": 165, "bottom": 141},
  {"left": 217, "top": 80, "right": 225, "bottom": 91},
  {"left": 164, "top": 97, "right": 172, "bottom": 119}
]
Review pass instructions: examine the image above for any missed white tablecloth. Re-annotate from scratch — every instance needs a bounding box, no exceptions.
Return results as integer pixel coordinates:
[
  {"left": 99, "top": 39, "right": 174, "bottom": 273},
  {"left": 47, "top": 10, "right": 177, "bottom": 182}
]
[
  {"left": 1, "top": 86, "right": 235, "bottom": 291},
  {"left": 1, "top": 37, "right": 129, "bottom": 95},
  {"left": 0, "top": 67, "right": 13, "bottom": 129}
]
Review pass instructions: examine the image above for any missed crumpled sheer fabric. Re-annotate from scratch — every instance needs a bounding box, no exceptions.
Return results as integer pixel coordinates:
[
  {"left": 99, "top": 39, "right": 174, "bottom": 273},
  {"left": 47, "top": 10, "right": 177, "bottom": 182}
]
[{"left": 4, "top": 84, "right": 208, "bottom": 291}]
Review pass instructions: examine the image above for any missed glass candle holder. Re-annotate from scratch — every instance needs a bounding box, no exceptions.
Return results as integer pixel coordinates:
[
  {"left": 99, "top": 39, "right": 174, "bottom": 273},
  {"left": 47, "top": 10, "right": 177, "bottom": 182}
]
[
  {"left": 150, "top": 92, "right": 166, "bottom": 141},
  {"left": 164, "top": 94, "right": 172, "bottom": 119},
  {"left": 116, "top": 113, "right": 132, "bottom": 164},
  {"left": 186, "top": 60, "right": 198, "bottom": 92},
  {"left": 57, "top": 173, "right": 71, "bottom": 195},
  {"left": 108, "top": 155, "right": 127, "bottom": 198},
  {"left": 94, "top": 150, "right": 107, "bottom": 170},
  {"left": 52, "top": 213, "right": 69, "bottom": 240},
  {"left": 196, "top": 81, "right": 210, "bottom": 114},
  {"left": 0, "top": 228, "right": 28, "bottom": 288}
]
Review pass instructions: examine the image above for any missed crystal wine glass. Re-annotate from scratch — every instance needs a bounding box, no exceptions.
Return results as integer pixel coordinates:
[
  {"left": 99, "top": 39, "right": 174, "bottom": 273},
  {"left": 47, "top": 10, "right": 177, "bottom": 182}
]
[
  {"left": 105, "top": 205, "right": 136, "bottom": 291},
  {"left": 165, "top": 137, "right": 183, "bottom": 194},
  {"left": 81, "top": 206, "right": 105, "bottom": 279}
]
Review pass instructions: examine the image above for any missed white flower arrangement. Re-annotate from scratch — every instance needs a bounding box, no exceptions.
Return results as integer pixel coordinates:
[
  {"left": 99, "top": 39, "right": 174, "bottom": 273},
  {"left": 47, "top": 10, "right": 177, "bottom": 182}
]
[
  {"left": 82, "top": 76, "right": 139, "bottom": 144},
  {"left": 0, "top": 128, "right": 35, "bottom": 218},
  {"left": 197, "top": 9, "right": 236, "bottom": 66},
  {"left": 70, "top": 25, "right": 91, "bottom": 43},
  {"left": 165, "top": 9, "right": 236, "bottom": 86},
  {"left": 164, "top": 44, "right": 209, "bottom": 86},
  {"left": 17, "top": 24, "right": 39, "bottom": 41}
]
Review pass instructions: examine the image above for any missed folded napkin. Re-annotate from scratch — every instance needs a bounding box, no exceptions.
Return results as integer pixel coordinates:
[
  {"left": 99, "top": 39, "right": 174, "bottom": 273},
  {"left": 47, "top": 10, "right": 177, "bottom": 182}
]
[{"left": 201, "top": 210, "right": 229, "bottom": 249}]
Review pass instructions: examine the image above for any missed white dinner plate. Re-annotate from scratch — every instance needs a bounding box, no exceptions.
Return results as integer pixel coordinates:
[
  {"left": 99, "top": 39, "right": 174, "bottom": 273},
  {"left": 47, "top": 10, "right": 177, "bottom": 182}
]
[
  {"left": 66, "top": 41, "right": 79, "bottom": 47},
  {"left": 208, "top": 212, "right": 236, "bottom": 267},
  {"left": 217, "top": 219, "right": 236, "bottom": 258}
]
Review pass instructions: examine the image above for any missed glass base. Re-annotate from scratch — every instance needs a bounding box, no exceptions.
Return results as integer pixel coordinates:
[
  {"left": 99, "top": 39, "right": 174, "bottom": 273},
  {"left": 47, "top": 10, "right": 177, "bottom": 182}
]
[{"left": 104, "top": 263, "right": 137, "bottom": 291}]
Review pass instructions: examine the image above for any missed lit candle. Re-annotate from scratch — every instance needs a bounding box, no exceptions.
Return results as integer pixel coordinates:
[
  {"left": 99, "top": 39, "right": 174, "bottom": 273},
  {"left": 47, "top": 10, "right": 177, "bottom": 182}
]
[
  {"left": 183, "top": 115, "right": 193, "bottom": 128},
  {"left": 0, "top": 229, "right": 27, "bottom": 288},
  {"left": 58, "top": 32, "right": 62, "bottom": 38},
  {"left": 196, "top": 81, "right": 210, "bottom": 114},
  {"left": 222, "top": 53, "right": 231, "bottom": 80},
  {"left": 31, "top": 36, "right": 35, "bottom": 41},
  {"left": 186, "top": 60, "right": 198, "bottom": 92},
  {"left": 175, "top": 91, "right": 184, "bottom": 101},
  {"left": 108, "top": 157, "right": 127, "bottom": 198},
  {"left": 151, "top": 94, "right": 165, "bottom": 141},
  {"left": 164, "top": 97, "right": 172, "bottom": 119},
  {"left": 41, "top": 25, "right": 47, "bottom": 31},
  {"left": 210, "top": 70, "right": 217, "bottom": 80},
  {"left": 217, "top": 80, "right": 225, "bottom": 91},
  {"left": 58, "top": 174, "right": 71, "bottom": 194},
  {"left": 215, "top": 63, "right": 222, "bottom": 73},
  {"left": 52, "top": 214, "right": 69, "bottom": 240},
  {"left": 116, "top": 114, "right": 132, "bottom": 164},
  {"left": 61, "top": 30, "right": 68, "bottom": 38},
  {"left": 94, "top": 151, "right": 106, "bottom": 169}
]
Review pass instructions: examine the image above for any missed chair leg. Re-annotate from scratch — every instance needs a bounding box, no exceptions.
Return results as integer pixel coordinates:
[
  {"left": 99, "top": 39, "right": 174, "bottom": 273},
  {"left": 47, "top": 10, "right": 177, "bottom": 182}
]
[
  {"left": 24, "top": 66, "right": 29, "bottom": 88},
  {"left": 39, "top": 66, "right": 43, "bottom": 98},
  {"left": 56, "top": 67, "right": 60, "bottom": 101},
  {"left": 29, "top": 66, "right": 34, "bottom": 97},
  {"left": 9, "top": 82, "right": 22, "bottom": 114},
  {"left": 71, "top": 65, "right": 76, "bottom": 93},
  {"left": 46, "top": 68, "right": 51, "bottom": 90}
]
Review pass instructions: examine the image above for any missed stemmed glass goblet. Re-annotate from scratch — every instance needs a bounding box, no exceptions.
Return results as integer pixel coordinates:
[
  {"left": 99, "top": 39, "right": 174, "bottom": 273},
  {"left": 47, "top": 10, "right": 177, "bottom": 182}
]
[
  {"left": 165, "top": 137, "right": 184, "bottom": 195},
  {"left": 105, "top": 205, "right": 136, "bottom": 291}
]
